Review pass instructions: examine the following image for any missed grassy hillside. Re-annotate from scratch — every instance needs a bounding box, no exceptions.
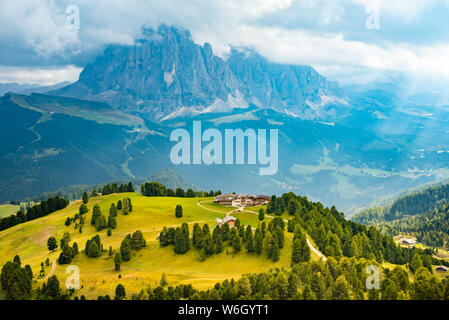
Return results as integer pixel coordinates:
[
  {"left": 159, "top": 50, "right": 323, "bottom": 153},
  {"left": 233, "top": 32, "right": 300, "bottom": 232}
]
[
  {"left": 0, "top": 204, "right": 19, "bottom": 218},
  {"left": 0, "top": 193, "right": 297, "bottom": 299}
]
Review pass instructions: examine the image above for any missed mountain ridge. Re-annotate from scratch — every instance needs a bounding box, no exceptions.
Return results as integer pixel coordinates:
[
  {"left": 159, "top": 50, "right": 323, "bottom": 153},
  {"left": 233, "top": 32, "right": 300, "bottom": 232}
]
[{"left": 50, "top": 25, "right": 344, "bottom": 121}]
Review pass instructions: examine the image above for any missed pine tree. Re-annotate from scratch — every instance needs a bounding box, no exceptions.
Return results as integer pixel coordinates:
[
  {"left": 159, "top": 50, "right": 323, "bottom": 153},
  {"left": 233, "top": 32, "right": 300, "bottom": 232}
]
[
  {"left": 160, "top": 272, "right": 168, "bottom": 286},
  {"left": 91, "top": 204, "right": 102, "bottom": 225},
  {"left": 258, "top": 208, "right": 265, "bottom": 221},
  {"left": 246, "top": 231, "right": 255, "bottom": 253},
  {"left": 291, "top": 239, "right": 302, "bottom": 265},
  {"left": 109, "top": 203, "right": 118, "bottom": 217},
  {"left": 108, "top": 215, "right": 117, "bottom": 229},
  {"left": 275, "top": 226, "right": 284, "bottom": 249},
  {"left": 175, "top": 205, "right": 183, "bottom": 218},
  {"left": 87, "top": 241, "right": 100, "bottom": 258},
  {"left": 46, "top": 275, "right": 61, "bottom": 299},
  {"left": 58, "top": 244, "right": 73, "bottom": 264},
  {"left": 114, "top": 252, "right": 121, "bottom": 271},
  {"left": 114, "top": 284, "right": 126, "bottom": 300},
  {"left": 117, "top": 200, "right": 122, "bottom": 210},
  {"left": 214, "top": 233, "right": 224, "bottom": 254},
  {"left": 271, "top": 239, "right": 280, "bottom": 262},
  {"left": 410, "top": 253, "right": 423, "bottom": 274},
  {"left": 120, "top": 237, "right": 131, "bottom": 261},
  {"left": 255, "top": 229, "right": 263, "bottom": 255},
  {"left": 47, "top": 237, "right": 58, "bottom": 252},
  {"left": 82, "top": 192, "right": 89, "bottom": 204},
  {"left": 233, "top": 233, "right": 242, "bottom": 253},
  {"left": 192, "top": 224, "right": 203, "bottom": 249},
  {"left": 263, "top": 231, "right": 273, "bottom": 258},
  {"left": 109, "top": 246, "right": 113, "bottom": 256},
  {"left": 131, "top": 230, "right": 146, "bottom": 249},
  {"left": 332, "top": 276, "right": 350, "bottom": 300},
  {"left": 79, "top": 204, "right": 88, "bottom": 215}
]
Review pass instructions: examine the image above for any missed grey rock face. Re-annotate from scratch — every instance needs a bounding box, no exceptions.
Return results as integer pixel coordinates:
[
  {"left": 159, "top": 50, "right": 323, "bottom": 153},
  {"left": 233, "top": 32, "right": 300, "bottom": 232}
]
[{"left": 53, "top": 25, "right": 345, "bottom": 121}]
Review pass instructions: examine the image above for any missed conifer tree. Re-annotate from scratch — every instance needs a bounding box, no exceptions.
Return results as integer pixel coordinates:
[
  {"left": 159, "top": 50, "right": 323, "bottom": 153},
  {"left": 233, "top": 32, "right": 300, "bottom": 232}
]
[
  {"left": 233, "top": 233, "right": 242, "bottom": 253},
  {"left": 114, "top": 252, "right": 121, "bottom": 271},
  {"left": 120, "top": 237, "right": 131, "bottom": 261},
  {"left": 82, "top": 192, "right": 89, "bottom": 204},
  {"left": 258, "top": 208, "right": 265, "bottom": 221}
]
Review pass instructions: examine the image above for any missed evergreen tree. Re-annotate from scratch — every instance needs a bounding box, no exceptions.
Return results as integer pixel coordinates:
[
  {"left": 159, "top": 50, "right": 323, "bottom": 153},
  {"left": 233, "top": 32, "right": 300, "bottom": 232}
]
[
  {"left": 108, "top": 215, "right": 117, "bottom": 229},
  {"left": 410, "top": 253, "right": 423, "bottom": 274},
  {"left": 114, "top": 284, "right": 126, "bottom": 300},
  {"left": 131, "top": 230, "right": 146, "bottom": 249},
  {"left": 258, "top": 208, "right": 265, "bottom": 221},
  {"left": 91, "top": 204, "right": 102, "bottom": 226},
  {"left": 79, "top": 204, "right": 88, "bottom": 215},
  {"left": 271, "top": 239, "right": 280, "bottom": 262},
  {"left": 120, "top": 237, "right": 131, "bottom": 261},
  {"left": 275, "top": 226, "right": 284, "bottom": 249},
  {"left": 263, "top": 231, "right": 273, "bottom": 258},
  {"left": 117, "top": 200, "right": 122, "bottom": 210},
  {"left": 109, "top": 203, "right": 118, "bottom": 217},
  {"left": 246, "top": 231, "right": 255, "bottom": 253},
  {"left": 175, "top": 205, "right": 183, "bottom": 218},
  {"left": 47, "top": 237, "right": 58, "bottom": 252},
  {"left": 58, "top": 244, "right": 73, "bottom": 264},
  {"left": 46, "top": 275, "right": 61, "bottom": 299},
  {"left": 233, "top": 233, "right": 242, "bottom": 253},
  {"left": 330, "top": 276, "right": 350, "bottom": 300},
  {"left": 114, "top": 253, "right": 121, "bottom": 271},
  {"left": 87, "top": 241, "right": 100, "bottom": 258},
  {"left": 82, "top": 192, "right": 89, "bottom": 204},
  {"left": 255, "top": 229, "right": 263, "bottom": 255},
  {"left": 160, "top": 272, "right": 168, "bottom": 286},
  {"left": 192, "top": 223, "right": 203, "bottom": 249}
]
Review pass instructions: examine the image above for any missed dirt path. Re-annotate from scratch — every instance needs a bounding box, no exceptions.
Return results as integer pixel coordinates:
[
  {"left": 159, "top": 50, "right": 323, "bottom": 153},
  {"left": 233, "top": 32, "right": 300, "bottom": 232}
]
[
  {"left": 197, "top": 200, "right": 235, "bottom": 215},
  {"left": 42, "top": 260, "right": 57, "bottom": 281},
  {"left": 197, "top": 201, "right": 327, "bottom": 261}
]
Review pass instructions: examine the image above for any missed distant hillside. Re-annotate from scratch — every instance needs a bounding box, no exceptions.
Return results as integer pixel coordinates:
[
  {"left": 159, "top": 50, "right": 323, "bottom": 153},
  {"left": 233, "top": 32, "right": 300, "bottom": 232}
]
[
  {"left": 0, "top": 82, "right": 39, "bottom": 96},
  {"left": 352, "top": 182, "right": 449, "bottom": 225},
  {"left": 12, "top": 169, "right": 195, "bottom": 203},
  {"left": 377, "top": 203, "right": 449, "bottom": 249},
  {"left": 18, "top": 81, "right": 71, "bottom": 95},
  {"left": 147, "top": 168, "right": 196, "bottom": 191}
]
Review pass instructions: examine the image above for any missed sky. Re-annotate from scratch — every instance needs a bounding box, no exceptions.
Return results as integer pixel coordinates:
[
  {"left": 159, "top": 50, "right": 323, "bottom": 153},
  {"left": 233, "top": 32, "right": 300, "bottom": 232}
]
[{"left": 1, "top": 0, "right": 449, "bottom": 90}]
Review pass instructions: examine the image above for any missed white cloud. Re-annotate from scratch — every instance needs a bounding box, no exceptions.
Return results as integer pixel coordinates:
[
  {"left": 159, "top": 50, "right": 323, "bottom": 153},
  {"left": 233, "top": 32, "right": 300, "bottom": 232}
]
[
  {"left": 0, "top": 0, "right": 449, "bottom": 87},
  {"left": 0, "top": 65, "right": 82, "bottom": 85}
]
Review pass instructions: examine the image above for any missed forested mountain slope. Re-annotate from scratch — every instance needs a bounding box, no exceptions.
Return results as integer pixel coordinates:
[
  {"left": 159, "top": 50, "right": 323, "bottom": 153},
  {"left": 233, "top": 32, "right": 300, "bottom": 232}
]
[{"left": 352, "top": 182, "right": 449, "bottom": 225}]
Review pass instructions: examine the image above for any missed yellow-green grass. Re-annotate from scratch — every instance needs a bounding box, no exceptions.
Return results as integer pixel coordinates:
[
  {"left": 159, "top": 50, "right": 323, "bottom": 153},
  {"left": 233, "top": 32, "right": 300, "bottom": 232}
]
[
  {"left": 198, "top": 200, "right": 235, "bottom": 213},
  {"left": 232, "top": 211, "right": 272, "bottom": 227},
  {"left": 0, "top": 193, "right": 295, "bottom": 299},
  {"left": 0, "top": 204, "right": 20, "bottom": 218},
  {"left": 242, "top": 205, "right": 267, "bottom": 214}
]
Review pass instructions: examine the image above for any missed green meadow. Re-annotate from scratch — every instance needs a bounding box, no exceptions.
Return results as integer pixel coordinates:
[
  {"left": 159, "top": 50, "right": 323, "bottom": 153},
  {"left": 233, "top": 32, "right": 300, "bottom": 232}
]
[{"left": 0, "top": 193, "right": 304, "bottom": 299}]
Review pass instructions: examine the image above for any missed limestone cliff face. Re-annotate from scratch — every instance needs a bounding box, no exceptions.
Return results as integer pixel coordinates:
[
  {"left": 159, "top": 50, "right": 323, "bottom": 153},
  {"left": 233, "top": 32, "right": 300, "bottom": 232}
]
[{"left": 52, "top": 25, "right": 344, "bottom": 121}]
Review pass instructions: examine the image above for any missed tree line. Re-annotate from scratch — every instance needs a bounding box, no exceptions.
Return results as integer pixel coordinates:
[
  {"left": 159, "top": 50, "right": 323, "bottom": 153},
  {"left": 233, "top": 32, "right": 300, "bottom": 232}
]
[
  {"left": 159, "top": 217, "right": 287, "bottom": 262},
  {"left": 270, "top": 192, "right": 437, "bottom": 266},
  {"left": 103, "top": 256, "right": 449, "bottom": 300},
  {"left": 352, "top": 182, "right": 449, "bottom": 225},
  {"left": 140, "top": 182, "right": 220, "bottom": 198},
  {"left": 0, "top": 196, "right": 69, "bottom": 232}
]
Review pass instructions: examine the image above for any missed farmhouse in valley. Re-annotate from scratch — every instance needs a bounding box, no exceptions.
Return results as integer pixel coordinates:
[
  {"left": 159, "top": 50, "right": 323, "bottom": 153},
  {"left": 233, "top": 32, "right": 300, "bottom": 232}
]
[
  {"left": 216, "top": 216, "right": 237, "bottom": 228},
  {"left": 214, "top": 194, "right": 271, "bottom": 207},
  {"left": 397, "top": 237, "right": 416, "bottom": 246},
  {"left": 436, "top": 265, "right": 449, "bottom": 272}
]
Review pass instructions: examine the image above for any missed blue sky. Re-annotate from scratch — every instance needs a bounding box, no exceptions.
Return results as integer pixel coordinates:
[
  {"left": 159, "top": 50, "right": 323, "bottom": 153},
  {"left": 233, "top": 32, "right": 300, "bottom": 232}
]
[{"left": 1, "top": 0, "right": 449, "bottom": 90}]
